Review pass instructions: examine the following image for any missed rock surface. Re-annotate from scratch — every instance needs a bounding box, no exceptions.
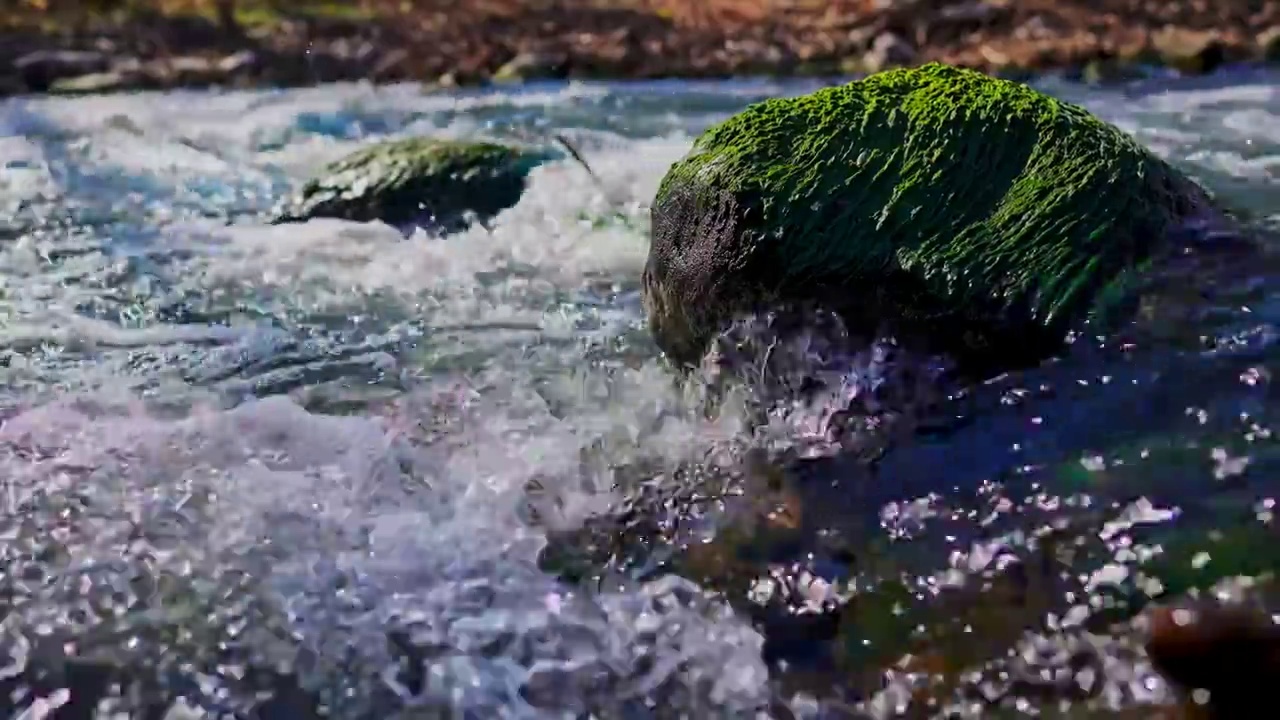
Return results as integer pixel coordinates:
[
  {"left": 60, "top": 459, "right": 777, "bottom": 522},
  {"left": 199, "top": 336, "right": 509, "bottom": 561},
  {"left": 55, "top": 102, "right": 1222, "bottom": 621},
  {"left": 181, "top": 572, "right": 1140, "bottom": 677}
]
[
  {"left": 643, "top": 63, "right": 1226, "bottom": 374},
  {"left": 1146, "top": 597, "right": 1280, "bottom": 719},
  {"left": 272, "top": 137, "right": 555, "bottom": 231}
]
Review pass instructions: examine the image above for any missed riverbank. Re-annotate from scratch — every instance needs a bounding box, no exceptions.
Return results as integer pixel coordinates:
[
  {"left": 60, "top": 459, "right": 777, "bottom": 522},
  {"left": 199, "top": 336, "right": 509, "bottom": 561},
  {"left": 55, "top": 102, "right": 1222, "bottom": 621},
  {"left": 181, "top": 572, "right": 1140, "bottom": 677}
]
[{"left": 3, "top": 0, "right": 1280, "bottom": 96}]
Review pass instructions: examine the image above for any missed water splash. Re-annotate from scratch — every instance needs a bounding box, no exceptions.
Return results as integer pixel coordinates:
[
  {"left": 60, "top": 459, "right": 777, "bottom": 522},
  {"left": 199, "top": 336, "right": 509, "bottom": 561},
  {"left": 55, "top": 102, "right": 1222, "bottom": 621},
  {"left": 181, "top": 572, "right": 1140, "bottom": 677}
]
[
  {"left": 695, "top": 308, "right": 954, "bottom": 462},
  {"left": 0, "top": 376, "right": 772, "bottom": 718}
]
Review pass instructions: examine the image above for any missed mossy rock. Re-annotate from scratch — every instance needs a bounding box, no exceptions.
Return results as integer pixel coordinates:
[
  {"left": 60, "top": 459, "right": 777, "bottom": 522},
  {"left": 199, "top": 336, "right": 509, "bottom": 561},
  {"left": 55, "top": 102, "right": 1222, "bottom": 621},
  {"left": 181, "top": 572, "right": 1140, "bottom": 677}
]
[
  {"left": 273, "top": 137, "right": 556, "bottom": 231},
  {"left": 644, "top": 63, "right": 1227, "bottom": 375}
]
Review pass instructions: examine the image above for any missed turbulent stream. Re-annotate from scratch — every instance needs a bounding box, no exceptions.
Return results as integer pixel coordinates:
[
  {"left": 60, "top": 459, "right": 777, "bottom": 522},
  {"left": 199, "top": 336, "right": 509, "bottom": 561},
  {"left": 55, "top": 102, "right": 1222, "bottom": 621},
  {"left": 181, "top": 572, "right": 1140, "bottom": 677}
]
[{"left": 1, "top": 71, "right": 1280, "bottom": 719}]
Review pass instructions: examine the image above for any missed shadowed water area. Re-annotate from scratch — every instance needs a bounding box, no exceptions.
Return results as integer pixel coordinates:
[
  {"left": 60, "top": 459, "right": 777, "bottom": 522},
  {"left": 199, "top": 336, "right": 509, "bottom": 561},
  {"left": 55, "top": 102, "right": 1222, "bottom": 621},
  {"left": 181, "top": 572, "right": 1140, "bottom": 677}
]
[{"left": 1, "top": 71, "right": 1279, "bottom": 719}]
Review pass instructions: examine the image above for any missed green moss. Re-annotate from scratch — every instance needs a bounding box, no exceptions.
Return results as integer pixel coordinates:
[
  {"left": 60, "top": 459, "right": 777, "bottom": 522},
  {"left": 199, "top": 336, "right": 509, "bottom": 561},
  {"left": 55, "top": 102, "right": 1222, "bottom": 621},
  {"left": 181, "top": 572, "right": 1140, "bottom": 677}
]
[
  {"left": 647, "top": 63, "right": 1217, "bottom": 369},
  {"left": 274, "top": 137, "right": 556, "bottom": 230}
]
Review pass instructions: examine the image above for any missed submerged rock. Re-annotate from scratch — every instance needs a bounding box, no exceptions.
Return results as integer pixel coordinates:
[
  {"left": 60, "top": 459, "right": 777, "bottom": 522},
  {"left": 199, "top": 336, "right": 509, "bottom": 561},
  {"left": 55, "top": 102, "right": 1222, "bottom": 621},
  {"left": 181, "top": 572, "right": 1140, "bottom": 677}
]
[
  {"left": 644, "top": 62, "right": 1236, "bottom": 376},
  {"left": 273, "top": 137, "right": 556, "bottom": 232},
  {"left": 1146, "top": 594, "right": 1280, "bottom": 719}
]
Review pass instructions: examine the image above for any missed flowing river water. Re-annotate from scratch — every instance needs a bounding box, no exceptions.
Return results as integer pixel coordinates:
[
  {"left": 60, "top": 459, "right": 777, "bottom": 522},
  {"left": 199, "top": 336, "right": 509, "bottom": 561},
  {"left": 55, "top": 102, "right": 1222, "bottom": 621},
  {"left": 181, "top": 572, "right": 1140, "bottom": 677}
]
[{"left": 1, "top": 71, "right": 1279, "bottom": 719}]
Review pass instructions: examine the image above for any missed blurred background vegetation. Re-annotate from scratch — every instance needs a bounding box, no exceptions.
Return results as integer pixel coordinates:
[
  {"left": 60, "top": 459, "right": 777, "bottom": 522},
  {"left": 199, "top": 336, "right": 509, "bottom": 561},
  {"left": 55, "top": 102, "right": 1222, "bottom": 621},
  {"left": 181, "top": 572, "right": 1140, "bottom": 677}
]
[
  {"left": 0, "top": 0, "right": 382, "bottom": 33},
  {"left": 0, "top": 0, "right": 829, "bottom": 34}
]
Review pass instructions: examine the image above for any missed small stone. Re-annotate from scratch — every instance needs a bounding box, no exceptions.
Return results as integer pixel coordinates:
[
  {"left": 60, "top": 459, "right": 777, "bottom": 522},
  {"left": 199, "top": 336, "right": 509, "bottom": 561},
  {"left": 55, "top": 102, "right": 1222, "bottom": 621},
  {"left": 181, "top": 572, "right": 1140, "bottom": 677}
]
[
  {"left": 862, "top": 32, "right": 917, "bottom": 73},
  {"left": 13, "top": 49, "right": 109, "bottom": 73},
  {"left": 838, "top": 56, "right": 866, "bottom": 75},
  {"left": 218, "top": 50, "right": 260, "bottom": 74},
  {"left": 937, "top": 1, "right": 1004, "bottom": 24},
  {"left": 49, "top": 71, "right": 130, "bottom": 95},
  {"left": 492, "top": 51, "right": 566, "bottom": 84},
  {"left": 14, "top": 50, "right": 111, "bottom": 92},
  {"left": 164, "top": 699, "right": 206, "bottom": 720},
  {"left": 1080, "top": 58, "right": 1146, "bottom": 85},
  {"left": 846, "top": 24, "right": 880, "bottom": 50},
  {"left": 1152, "top": 28, "right": 1227, "bottom": 75},
  {"left": 1260, "top": 27, "right": 1280, "bottom": 62},
  {"left": 164, "top": 56, "right": 221, "bottom": 84},
  {"left": 371, "top": 48, "right": 409, "bottom": 81},
  {"left": 424, "top": 69, "right": 483, "bottom": 92},
  {"left": 111, "top": 56, "right": 145, "bottom": 74},
  {"left": 104, "top": 114, "right": 145, "bottom": 135}
]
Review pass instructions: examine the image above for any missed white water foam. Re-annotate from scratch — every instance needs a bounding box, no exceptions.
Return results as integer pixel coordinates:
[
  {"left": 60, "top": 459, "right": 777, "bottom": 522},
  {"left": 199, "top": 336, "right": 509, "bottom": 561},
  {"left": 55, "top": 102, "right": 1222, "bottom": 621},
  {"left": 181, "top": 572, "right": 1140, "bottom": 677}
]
[
  {"left": 0, "top": 82, "right": 777, "bottom": 717},
  {"left": 0, "top": 361, "right": 769, "bottom": 717}
]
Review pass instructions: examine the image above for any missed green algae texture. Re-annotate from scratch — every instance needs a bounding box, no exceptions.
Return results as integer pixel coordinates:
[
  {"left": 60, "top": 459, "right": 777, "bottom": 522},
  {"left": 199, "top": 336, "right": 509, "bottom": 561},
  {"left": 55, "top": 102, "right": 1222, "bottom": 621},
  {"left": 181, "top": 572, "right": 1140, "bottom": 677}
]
[
  {"left": 645, "top": 63, "right": 1219, "bottom": 372},
  {"left": 274, "top": 137, "right": 555, "bottom": 230}
]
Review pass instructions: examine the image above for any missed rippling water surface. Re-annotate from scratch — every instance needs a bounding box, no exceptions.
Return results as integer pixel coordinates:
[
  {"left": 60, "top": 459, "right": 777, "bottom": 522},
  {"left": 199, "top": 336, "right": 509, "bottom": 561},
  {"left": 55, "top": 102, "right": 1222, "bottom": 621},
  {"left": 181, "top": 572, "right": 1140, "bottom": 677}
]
[{"left": 1, "top": 71, "right": 1279, "bottom": 719}]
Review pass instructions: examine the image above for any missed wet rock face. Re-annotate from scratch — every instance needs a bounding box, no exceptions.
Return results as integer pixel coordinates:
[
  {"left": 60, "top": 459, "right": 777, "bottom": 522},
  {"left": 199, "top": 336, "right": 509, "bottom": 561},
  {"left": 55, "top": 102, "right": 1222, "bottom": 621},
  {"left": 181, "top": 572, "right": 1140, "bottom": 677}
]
[
  {"left": 1144, "top": 596, "right": 1280, "bottom": 719},
  {"left": 644, "top": 62, "right": 1226, "bottom": 378},
  {"left": 273, "top": 138, "right": 555, "bottom": 232}
]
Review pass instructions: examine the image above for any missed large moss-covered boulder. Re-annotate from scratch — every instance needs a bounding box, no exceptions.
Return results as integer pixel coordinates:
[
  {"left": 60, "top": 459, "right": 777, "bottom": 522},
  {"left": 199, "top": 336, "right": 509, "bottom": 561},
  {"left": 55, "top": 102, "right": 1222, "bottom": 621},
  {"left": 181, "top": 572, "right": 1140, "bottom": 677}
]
[
  {"left": 644, "top": 63, "right": 1229, "bottom": 375},
  {"left": 273, "top": 137, "right": 555, "bottom": 231}
]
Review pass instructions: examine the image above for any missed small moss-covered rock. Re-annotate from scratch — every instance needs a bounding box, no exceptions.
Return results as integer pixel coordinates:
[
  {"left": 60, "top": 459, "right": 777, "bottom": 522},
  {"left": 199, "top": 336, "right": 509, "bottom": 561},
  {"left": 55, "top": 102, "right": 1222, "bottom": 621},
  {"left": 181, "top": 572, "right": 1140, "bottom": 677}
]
[
  {"left": 644, "top": 63, "right": 1224, "bottom": 373},
  {"left": 273, "top": 137, "right": 555, "bottom": 231}
]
